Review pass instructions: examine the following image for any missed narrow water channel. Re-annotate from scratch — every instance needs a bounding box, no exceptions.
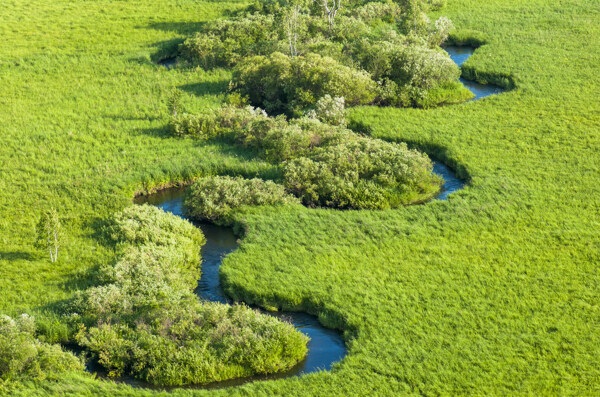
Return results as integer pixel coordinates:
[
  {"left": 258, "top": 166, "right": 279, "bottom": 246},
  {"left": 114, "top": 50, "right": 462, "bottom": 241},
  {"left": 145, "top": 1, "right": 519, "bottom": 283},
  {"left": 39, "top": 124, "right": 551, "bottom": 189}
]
[{"left": 445, "top": 46, "right": 506, "bottom": 100}]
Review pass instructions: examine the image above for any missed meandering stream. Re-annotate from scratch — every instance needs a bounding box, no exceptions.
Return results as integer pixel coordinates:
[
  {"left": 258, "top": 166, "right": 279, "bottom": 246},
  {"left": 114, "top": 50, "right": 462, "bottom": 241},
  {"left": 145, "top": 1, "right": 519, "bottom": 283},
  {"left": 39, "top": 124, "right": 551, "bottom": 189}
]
[
  {"left": 128, "top": 160, "right": 464, "bottom": 389},
  {"left": 128, "top": 44, "right": 477, "bottom": 392}
]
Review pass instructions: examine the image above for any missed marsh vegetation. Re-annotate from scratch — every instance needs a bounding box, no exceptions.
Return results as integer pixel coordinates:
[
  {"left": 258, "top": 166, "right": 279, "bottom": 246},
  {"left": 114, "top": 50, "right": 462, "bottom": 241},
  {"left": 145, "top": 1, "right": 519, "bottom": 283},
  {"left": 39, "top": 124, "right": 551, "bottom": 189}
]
[{"left": 0, "top": 0, "right": 598, "bottom": 395}]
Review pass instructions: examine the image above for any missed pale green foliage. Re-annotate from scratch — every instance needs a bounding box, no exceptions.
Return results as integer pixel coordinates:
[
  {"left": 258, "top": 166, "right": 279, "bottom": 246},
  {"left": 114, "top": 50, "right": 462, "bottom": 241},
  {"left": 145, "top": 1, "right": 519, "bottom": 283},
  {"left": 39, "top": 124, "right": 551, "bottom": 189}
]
[
  {"left": 428, "top": 16, "right": 454, "bottom": 47},
  {"left": 34, "top": 208, "right": 62, "bottom": 263},
  {"left": 0, "top": 314, "right": 82, "bottom": 382},
  {"left": 352, "top": 1, "right": 401, "bottom": 25},
  {"left": 185, "top": 176, "right": 299, "bottom": 223},
  {"left": 308, "top": 95, "right": 346, "bottom": 126},
  {"left": 170, "top": 105, "right": 267, "bottom": 140}
]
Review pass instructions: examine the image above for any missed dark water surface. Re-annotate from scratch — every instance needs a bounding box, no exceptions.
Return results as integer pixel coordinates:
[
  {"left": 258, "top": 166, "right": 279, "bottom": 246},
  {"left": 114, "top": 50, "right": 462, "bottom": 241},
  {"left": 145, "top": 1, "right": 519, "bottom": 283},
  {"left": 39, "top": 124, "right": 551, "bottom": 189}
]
[
  {"left": 445, "top": 46, "right": 506, "bottom": 100},
  {"left": 432, "top": 161, "right": 465, "bottom": 200}
]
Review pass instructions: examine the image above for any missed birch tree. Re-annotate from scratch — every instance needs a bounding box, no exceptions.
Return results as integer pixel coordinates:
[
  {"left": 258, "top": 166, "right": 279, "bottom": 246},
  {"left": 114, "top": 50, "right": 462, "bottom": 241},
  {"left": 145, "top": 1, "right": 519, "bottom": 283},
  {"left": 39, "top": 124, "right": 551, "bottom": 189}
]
[
  {"left": 315, "top": 0, "right": 342, "bottom": 32},
  {"left": 285, "top": 5, "right": 301, "bottom": 58},
  {"left": 35, "top": 208, "right": 62, "bottom": 263}
]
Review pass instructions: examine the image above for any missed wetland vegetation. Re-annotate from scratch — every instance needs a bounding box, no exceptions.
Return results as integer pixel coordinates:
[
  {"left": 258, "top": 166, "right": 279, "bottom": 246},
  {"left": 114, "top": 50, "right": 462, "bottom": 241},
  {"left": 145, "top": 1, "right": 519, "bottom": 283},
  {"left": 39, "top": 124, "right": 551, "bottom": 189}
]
[{"left": 0, "top": 0, "right": 598, "bottom": 395}]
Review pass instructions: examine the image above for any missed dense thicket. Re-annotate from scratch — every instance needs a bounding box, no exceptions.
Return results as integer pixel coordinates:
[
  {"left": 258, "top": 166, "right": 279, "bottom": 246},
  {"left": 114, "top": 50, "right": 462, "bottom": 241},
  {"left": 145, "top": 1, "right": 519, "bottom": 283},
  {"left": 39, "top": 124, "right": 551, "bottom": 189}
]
[
  {"left": 230, "top": 52, "right": 377, "bottom": 116},
  {"left": 179, "top": 0, "right": 471, "bottom": 110},
  {"left": 284, "top": 138, "right": 441, "bottom": 208},
  {"left": 173, "top": 106, "right": 441, "bottom": 214},
  {"left": 72, "top": 206, "right": 308, "bottom": 386}
]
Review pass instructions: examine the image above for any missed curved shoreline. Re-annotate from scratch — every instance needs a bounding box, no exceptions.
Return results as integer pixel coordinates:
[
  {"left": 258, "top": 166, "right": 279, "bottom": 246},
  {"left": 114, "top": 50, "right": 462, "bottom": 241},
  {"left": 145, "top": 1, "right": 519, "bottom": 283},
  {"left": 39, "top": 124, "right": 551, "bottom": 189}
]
[{"left": 444, "top": 46, "right": 507, "bottom": 100}]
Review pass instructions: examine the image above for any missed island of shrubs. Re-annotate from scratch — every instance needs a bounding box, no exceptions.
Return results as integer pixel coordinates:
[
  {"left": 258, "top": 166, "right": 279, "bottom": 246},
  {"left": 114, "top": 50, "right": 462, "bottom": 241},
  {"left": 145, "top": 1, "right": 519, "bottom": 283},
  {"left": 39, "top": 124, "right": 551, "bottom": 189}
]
[
  {"left": 70, "top": 205, "right": 308, "bottom": 386},
  {"left": 177, "top": 0, "right": 471, "bottom": 111}
]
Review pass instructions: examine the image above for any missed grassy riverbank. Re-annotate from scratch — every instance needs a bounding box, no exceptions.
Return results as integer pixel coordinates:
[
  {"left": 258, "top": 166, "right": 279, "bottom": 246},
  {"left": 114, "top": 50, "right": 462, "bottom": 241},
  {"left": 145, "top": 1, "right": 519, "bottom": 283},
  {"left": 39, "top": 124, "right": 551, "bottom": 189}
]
[{"left": 1, "top": 0, "right": 598, "bottom": 395}]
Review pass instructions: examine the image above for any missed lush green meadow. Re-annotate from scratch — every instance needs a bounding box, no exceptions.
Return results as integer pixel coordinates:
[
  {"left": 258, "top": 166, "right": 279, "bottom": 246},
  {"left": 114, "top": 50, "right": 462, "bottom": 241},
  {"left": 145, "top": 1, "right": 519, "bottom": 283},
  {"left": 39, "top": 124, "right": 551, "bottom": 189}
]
[{"left": 0, "top": 0, "right": 598, "bottom": 395}]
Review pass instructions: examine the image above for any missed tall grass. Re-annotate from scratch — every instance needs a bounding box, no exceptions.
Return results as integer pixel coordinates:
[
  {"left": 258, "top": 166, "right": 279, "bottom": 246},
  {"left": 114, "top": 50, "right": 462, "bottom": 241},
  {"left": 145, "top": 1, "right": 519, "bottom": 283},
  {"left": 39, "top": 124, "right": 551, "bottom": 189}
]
[{"left": 0, "top": 0, "right": 598, "bottom": 395}]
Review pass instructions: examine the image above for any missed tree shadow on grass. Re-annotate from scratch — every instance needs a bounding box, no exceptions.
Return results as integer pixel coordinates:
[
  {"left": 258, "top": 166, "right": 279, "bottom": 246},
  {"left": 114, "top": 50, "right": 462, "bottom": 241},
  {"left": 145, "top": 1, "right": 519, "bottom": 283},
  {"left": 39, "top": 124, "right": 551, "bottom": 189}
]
[
  {"left": 179, "top": 81, "right": 229, "bottom": 96},
  {"left": 0, "top": 251, "right": 35, "bottom": 261},
  {"left": 144, "top": 21, "right": 208, "bottom": 35}
]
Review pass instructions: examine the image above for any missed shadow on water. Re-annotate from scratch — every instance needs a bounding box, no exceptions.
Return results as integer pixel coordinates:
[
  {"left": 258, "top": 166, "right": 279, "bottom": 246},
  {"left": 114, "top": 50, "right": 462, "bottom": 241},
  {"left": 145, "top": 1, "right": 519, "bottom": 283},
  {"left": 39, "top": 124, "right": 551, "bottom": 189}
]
[
  {"left": 445, "top": 46, "right": 506, "bottom": 100},
  {"left": 432, "top": 162, "right": 465, "bottom": 200}
]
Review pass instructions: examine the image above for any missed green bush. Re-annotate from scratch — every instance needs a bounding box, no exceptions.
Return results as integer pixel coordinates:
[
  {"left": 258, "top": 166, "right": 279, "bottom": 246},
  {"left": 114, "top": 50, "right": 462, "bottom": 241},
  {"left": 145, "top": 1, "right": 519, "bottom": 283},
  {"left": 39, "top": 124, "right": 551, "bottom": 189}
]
[
  {"left": 184, "top": 176, "right": 299, "bottom": 223},
  {"left": 179, "top": 13, "right": 279, "bottom": 68},
  {"left": 231, "top": 52, "right": 377, "bottom": 116},
  {"left": 170, "top": 106, "right": 267, "bottom": 140},
  {"left": 0, "top": 314, "right": 82, "bottom": 382},
  {"left": 284, "top": 137, "right": 442, "bottom": 209}
]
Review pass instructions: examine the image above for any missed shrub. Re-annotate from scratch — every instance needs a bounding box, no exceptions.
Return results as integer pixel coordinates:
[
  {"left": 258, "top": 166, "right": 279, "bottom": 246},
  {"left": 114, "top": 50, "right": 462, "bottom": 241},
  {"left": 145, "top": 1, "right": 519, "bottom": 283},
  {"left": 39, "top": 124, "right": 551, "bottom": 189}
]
[
  {"left": 284, "top": 138, "right": 442, "bottom": 209},
  {"left": 180, "top": 14, "right": 278, "bottom": 68},
  {"left": 74, "top": 244, "right": 200, "bottom": 319},
  {"left": 230, "top": 52, "right": 377, "bottom": 116},
  {"left": 105, "top": 204, "right": 204, "bottom": 250},
  {"left": 352, "top": 1, "right": 401, "bottom": 25},
  {"left": 184, "top": 176, "right": 299, "bottom": 223},
  {"left": 0, "top": 314, "right": 82, "bottom": 382},
  {"left": 428, "top": 16, "right": 454, "bottom": 47},
  {"left": 170, "top": 106, "right": 267, "bottom": 140},
  {"left": 306, "top": 95, "right": 347, "bottom": 126},
  {"left": 73, "top": 204, "right": 308, "bottom": 386}
]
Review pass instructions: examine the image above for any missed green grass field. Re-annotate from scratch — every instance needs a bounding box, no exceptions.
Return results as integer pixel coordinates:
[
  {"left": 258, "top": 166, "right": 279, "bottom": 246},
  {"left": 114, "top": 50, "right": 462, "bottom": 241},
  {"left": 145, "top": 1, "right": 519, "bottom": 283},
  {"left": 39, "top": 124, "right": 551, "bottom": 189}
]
[{"left": 1, "top": 0, "right": 598, "bottom": 395}]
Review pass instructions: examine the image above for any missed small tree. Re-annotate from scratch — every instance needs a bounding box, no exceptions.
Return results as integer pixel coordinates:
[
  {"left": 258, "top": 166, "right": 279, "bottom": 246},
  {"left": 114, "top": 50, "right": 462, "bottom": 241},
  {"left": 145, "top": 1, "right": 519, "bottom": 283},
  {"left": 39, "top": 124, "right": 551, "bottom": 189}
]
[
  {"left": 35, "top": 208, "right": 62, "bottom": 263},
  {"left": 166, "top": 88, "right": 183, "bottom": 117}
]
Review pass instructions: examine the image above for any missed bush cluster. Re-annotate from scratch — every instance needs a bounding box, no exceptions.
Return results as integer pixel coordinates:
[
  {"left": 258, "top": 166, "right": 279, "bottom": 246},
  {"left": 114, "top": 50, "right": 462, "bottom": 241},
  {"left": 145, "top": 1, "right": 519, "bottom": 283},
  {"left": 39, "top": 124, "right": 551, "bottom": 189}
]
[
  {"left": 231, "top": 52, "right": 377, "bottom": 116},
  {"left": 172, "top": 105, "right": 442, "bottom": 211},
  {"left": 177, "top": 0, "right": 466, "bottom": 110},
  {"left": 179, "top": 13, "right": 279, "bottom": 69},
  {"left": 170, "top": 105, "right": 354, "bottom": 162},
  {"left": 0, "top": 314, "right": 82, "bottom": 383},
  {"left": 185, "top": 176, "right": 299, "bottom": 223},
  {"left": 72, "top": 205, "right": 308, "bottom": 386}
]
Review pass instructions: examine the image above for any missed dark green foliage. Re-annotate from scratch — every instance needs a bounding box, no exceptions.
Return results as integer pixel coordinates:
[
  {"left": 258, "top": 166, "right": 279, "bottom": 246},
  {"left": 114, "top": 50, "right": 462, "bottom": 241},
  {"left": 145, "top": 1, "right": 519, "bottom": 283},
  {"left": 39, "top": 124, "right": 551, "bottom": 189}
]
[
  {"left": 177, "top": 0, "right": 467, "bottom": 110},
  {"left": 351, "top": 38, "right": 471, "bottom": 106},
  {"left": 231, "top": 52, "right": 377, "bottom": 116},
  {"left": 74, "top": 205, "right": 307, "bottom": 386},
  {"left": 284, "top": 138, "right": 442, "bottom": 208},
  {"left": 185, "top": 176, "right": 299, "bottom": 223},
  {"left": 0, "top": 314, "right": 82, "bottom": 383},
  {"left": 179, "top": 14, "right": 279, "bottom": 69}
]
